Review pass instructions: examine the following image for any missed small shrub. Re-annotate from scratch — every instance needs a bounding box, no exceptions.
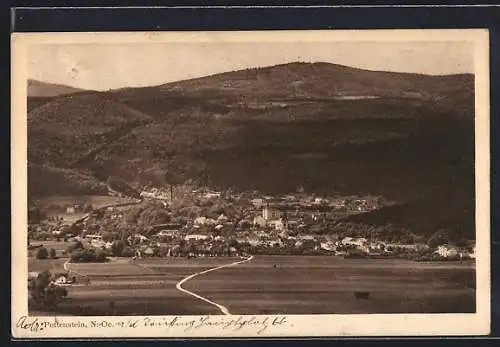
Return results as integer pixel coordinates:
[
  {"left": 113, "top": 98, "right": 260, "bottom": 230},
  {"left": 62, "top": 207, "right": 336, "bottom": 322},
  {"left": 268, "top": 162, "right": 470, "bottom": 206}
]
[
  {"left": 110, "top": 240, "right": 126, "bottom": 257},
  {"left": 70, "top": 248, "right": 108, "bottom": 263},
  {"left": 49, "top": 248, "right": 57, "bottom": 259},
  {"left": 95, "top": 249, "right": 107, "bottom": 262},
  {"left": 66, "top": 240, "right": 84, "bottom": 254},
  {"left": 121, "top": 247, "right": 135, "bottom": 257},
  {"left": 36, "top": 247, "right": 49, "bottom": 260}
]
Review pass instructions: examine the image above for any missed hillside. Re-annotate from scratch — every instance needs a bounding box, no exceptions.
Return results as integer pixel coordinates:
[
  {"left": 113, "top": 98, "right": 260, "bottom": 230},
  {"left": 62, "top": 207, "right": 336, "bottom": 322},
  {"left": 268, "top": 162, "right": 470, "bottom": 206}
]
[
  {"left": 343, "top": 183, "right": 475, "bottom": 240},
  {"left": 28, "top": 93, "right": 153, "bottom": 167},
  {"left": 154, "top": 62, "right": 473, "bottom": 101},
  {"left": 27, "top": 62, "right": 475, "bottom": 239},
  {"left": 28, "top": 164, "right": 108, "bottom": 197},
  {"left": 108, "top": 62, "right": 474, "bottom": 120},
  {"left": 27, "top": 79, "right": 87, "bottom": 97}
]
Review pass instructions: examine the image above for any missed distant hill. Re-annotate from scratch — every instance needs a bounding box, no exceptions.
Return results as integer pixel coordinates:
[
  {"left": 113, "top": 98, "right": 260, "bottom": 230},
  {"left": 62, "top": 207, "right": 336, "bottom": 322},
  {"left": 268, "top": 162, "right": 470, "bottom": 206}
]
[
  {"left": 108, "top": 62, "right": 474, "bottom": 120},
  {"left": 160, "top": 62, "right": 473, "bottom": 102},
  {"left": 27, "top": 61, "right": 475, "bottom": 239},
  {"left": 27, "top": 79, "right": 87, "bottom": 98}
]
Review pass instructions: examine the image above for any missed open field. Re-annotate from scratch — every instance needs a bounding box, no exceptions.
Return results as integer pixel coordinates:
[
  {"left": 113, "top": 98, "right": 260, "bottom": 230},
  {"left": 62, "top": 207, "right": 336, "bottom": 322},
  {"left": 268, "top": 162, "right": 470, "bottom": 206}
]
[
  {"left": 46, "top": 211, "right": 87, "bottom": 223},
  {"left": 28, "top": 257, "right": 68, "bottom": 273},
  {"left": 28, "top": 255, "right": 475, "bottom": 316},
  {"left": 185, "top": 256, "right": 476, "bottom": 314},
  {"left": 30, "top": 240, "right": 69, "bottom": 251},
  {"left": 29, "top": 258, "right": 223, "bottom": 316},
  {"left": 28, "top": 241, "right": 70, "bottom": 258}
]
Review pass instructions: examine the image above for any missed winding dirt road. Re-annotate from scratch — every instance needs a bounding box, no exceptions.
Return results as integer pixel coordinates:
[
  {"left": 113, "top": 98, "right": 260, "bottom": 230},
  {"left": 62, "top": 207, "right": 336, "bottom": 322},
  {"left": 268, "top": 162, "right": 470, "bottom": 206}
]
[{"left": 175, "top": 255, "right": 255, "bottom": 315}]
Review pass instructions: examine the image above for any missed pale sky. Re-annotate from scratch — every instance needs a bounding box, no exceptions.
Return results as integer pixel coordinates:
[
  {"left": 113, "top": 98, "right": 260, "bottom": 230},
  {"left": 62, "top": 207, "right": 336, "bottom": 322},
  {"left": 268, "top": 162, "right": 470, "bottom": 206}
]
[{"left": 28, "top": 41, "right": 474, "bottom": 91}]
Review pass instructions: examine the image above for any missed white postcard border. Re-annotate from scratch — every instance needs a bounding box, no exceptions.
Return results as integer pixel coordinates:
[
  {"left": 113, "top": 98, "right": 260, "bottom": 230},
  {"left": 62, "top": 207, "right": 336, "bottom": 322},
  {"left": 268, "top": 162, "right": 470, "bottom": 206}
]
[{"left": 11, "top": 29, "right": 491, "bottom": 338}]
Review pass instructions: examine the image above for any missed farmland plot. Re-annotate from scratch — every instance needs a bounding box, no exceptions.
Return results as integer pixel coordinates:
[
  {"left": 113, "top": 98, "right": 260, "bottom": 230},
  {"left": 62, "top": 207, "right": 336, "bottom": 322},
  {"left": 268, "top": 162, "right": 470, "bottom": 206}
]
[
  {"left": 28, "top": 255, "right": 476, "bottom": 316},
  {"left": 34, "top": 258, "right": 225, "bottom": 316},
  {"left": 184, "top": 256, "right": 475, "bottom": 315}
]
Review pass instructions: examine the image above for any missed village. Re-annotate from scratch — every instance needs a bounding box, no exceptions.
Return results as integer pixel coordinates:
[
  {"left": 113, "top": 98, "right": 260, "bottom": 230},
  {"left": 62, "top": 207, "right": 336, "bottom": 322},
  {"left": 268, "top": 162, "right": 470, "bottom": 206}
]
[{"left": 27, "top": 186, "right": 476, "bottom": 263}]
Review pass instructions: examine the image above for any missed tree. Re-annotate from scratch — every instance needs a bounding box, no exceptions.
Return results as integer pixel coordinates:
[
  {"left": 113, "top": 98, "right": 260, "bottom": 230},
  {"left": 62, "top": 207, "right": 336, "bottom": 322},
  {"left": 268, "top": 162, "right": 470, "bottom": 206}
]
[
  {"left": 66, "top": 240, "right": 84, "bottom": 254},
  {"left": 138, "top": 207, "right": 170, "bottom": 227},
  {"left": 102, "top": 232, "right": 120, "bottom": 242},
  {"left": 70, "top": 248, "right": 108, "bottom": 263},
  {"left": 228, "top": 238, "right": 240, "bottom": 250},
  {"left": 36, "top": 247, "right": 49, "bottom": 260},
  {"left": 95, "top": 249, "right": 108, "bottom": 262},
  {"left": 427, "top": 229, "right": 449, "bottom": 248},
  {"left": 28, "top": 270, "right": 68, "bottom": 309},
  {"left": 121, "top": 247, "right": 135, "bottom": 257},
  {"left": 49, "top": 248, "right": 57, "bottom": 259},
  {"left": 111, "top": 240, "right": 126, "bottom": 257},
  {"left": 28, "top": 207, "right": 47, "bottom": 224}
]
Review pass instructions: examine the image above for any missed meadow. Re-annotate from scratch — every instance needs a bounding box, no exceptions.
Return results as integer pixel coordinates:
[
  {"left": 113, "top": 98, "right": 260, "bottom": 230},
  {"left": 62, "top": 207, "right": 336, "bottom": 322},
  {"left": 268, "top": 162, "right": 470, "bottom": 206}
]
[
  {"left": 33, "top": 259, "right": 220, "bottom": 316},
  {"left": 28, "top": 255, "right": 475, "bottom": 316},
  {"left": 184, "top": 256, "right": 476, "bottom": 314},
  {"left": 28, "top": 257, "right": 68, "bottom": 273}
]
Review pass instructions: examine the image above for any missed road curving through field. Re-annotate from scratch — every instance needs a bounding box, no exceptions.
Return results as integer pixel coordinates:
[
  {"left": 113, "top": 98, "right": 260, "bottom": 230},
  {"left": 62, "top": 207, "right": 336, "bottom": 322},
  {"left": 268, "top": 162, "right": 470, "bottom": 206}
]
[{"left": 175, "top": 255, "right": 255, "bottom": 315}]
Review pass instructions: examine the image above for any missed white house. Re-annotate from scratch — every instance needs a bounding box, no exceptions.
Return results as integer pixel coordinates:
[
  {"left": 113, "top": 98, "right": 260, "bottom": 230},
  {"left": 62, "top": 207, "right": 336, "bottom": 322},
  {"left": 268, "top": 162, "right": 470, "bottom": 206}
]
[
  {"left": 184, "top": 234, "right": 209, "bottom": 241},
  {"left": 320, "top": 242, "right": 336, "bottom": 251},
  {"left": 194, "top": 216, "right": 217, "bottom": 226},
  {"left": 435, "top": 244, "right": 459, "bottom": 258},
  {"left": 251, "top": 198, "right": 264, "bottom": 208},
  {"left": 253, "top": 215, "right": 267, "bottom": 228},
  {"left": 85, "top": 234, "right": 103, "bottom": 242},
  {"left": 53, "top": 275, "right": 68, "bottom": 285},
  {"left": 134, "top": 233, "right": 149, "bottom": 242},
  {"left": 247, "top": 238, "right": 262, "bottom": 246},
  {"left": 91, "top": 240, "right": 105, "bottom": 249},
  {"left": 194, "top": 216, "right": 207, "bottom": 225},
  {"left": 313, "top": 198, "right": 325, "bottom": 205},
  {"left": 217, "top": 214, "right": 229, "bottom": 223},
  {"left": 127, "top": 234, "right": 148, "bottom": 245},
  {"left": 204, "top": 192, "right": 221, "bottom": 199},
  {"left": 299, "top": 235, "right": 316, "bottom": 241},
  {"left": 156, "top": 230, "right": 176, "bottom": 237},
  {"left": 66, "top": 207, "right": 75, "bottom": 214},
  {"left": 269, "top": 219, "right": 285, "bottom": 231},
  {"left": 341, "top": 237, "right": 368, "bottom": 247},
  {"left": 28, "top": 272, "right": 40, "bottom": 280}
]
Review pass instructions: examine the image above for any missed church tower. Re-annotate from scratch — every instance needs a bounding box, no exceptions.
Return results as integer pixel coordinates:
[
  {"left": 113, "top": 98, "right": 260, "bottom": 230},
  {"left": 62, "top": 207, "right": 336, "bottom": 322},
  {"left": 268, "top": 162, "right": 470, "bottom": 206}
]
[{"left": 262, "top": 202, "right": 270, "bottom": 220}]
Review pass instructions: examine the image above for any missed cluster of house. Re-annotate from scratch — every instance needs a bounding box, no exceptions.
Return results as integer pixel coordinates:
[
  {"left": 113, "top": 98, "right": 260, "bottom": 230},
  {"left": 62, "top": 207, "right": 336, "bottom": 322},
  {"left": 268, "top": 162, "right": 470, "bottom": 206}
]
[
  {"left": 66, "top": 199, "right": 476, "bottom": 260},
  {"left": 435, "top": 244, "right": 476, "bottom": 259},
  {"left": 140, "top": 187, "right": 224, "bottom": 202},
  {"left": 249, "top": 195, "right": 383, "bottom": 213},
  {"left": 28, "top": 271, "right": 75, "bottom": 286},
  {"left": 140, "top": 187, "right": 171, "bottom": 201},
  {"left": 28, "top": 222, "right": 72, "bottom": 237},
  {"left": 139, "top": 185, "right": 386, "bottom": 214}
]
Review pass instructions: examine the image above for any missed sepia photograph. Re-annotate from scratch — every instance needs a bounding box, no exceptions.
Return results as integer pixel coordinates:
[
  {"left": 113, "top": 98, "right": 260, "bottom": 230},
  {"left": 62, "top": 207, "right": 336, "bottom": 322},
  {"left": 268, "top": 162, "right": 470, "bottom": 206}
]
[{"left": 11, "top": 29, "right": 490, "bottom": 338}]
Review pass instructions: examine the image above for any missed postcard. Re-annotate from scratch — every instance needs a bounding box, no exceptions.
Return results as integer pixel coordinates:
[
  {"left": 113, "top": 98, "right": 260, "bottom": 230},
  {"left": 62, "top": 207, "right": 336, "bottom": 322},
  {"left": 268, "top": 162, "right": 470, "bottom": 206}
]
[{"left": 11, "top": 29, "right": 490, "bottom": 338}]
